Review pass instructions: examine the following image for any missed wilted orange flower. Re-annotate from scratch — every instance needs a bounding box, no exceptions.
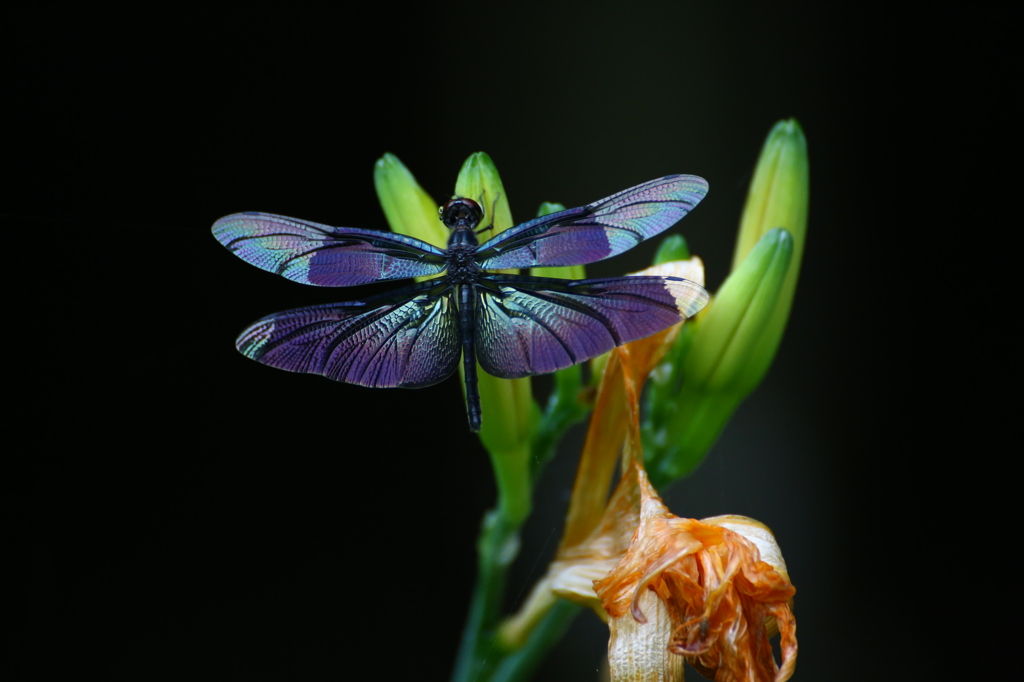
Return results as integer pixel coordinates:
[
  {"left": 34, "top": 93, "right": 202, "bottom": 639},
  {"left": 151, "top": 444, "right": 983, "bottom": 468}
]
[{"left": 595, "top": 466, "right": 797, "bottom": 682}]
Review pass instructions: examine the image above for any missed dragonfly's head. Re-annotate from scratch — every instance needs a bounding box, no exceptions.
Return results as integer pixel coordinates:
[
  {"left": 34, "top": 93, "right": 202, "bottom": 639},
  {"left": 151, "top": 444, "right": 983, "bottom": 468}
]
[{"left": 440, "top": 197, "right": 484, "bottom": 232}]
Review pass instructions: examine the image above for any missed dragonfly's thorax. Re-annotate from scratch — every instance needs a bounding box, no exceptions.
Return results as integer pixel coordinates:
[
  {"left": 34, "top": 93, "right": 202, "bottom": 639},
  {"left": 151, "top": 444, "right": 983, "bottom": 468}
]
[
  {"left": 445, "top": 242, "right": 481, "bottom": 284},
  {"left": 440, "top": 197, "right": 485, "bottom": 284},
  {"left": 446, "top": 226, "right": 479, "bottom": 249}
]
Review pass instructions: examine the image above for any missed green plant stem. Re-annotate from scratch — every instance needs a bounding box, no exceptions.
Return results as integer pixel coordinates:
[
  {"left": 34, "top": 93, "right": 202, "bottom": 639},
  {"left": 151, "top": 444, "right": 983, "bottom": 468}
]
[
  {"left": 490, "top": 445, "right": 533, "bottom": 527},
  {"left": 451, "top": 510, "right": 522, "bottom": 682},
  {"left": 451, "top": 508, "right": 582, "bottom": 682},
  {"left": 452, "top": 368, "right": 589, "bottom": 682},
  {"left": 488, "top": 602, "right": 581, "bottom": 682},
  {"left": 530, "top": 364, "right": 590, "bottom": 481}
]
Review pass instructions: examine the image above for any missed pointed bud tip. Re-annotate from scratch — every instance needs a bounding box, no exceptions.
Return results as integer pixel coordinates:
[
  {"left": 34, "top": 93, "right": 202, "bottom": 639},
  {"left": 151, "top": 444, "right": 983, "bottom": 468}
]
[
  {"left": 374, "top": 152, "right": 402, "bottom": 171},
  {"left": 653, "top": 234, "right": 691, "bottom": 264},
  {"left": 763, "top": 226, "right": 794, "bottom": 248},
  {"left": 455, "top": 151, "right": 513, "bottom": 233},
  {"left": 460, "top": 151, "right": 497, "bottom": 175},
  {"left": 767, "top": 118, "right": 805, "bottom": 144},
  {"left": 776, "top": 117, "right": 803, "bottom": 134}
]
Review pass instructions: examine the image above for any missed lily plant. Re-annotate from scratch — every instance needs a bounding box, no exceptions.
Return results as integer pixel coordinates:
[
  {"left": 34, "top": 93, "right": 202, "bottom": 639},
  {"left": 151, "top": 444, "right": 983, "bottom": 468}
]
[{"left": 373, "top": 118, "right": 809, "bottom": 682}]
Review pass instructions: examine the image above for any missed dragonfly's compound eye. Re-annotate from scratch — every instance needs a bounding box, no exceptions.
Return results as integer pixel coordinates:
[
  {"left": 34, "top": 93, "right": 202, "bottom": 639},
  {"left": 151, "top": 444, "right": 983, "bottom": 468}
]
[{"left": 440, "top": 198, "right": 483, "bottom": 231}]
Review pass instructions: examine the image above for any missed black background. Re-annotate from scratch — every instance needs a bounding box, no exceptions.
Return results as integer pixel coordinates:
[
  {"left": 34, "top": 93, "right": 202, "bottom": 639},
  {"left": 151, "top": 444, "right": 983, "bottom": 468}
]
[{"left": 8, "top": 4, "right": 1014, "bottom": 681}]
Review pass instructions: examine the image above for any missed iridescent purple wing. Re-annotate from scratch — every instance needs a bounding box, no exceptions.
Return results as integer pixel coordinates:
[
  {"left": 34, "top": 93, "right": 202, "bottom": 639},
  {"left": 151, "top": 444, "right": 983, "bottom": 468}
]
[
  {"left": 473, "top": 176, "right": 708, "bottom": 270},
  {"left": 474, "top": 274, "right": 708, "bottom": 378},
  {"left": 212, "top": 212, "right": 447, "bottom": 286},
  {"left": 236, "top": 280, "right": 459, "bottom": 388}
]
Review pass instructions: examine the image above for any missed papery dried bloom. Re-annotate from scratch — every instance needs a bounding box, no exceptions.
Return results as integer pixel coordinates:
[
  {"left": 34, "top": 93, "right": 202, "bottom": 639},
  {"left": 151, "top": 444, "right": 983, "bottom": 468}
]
[{"left": 595, "top": 467, "right": 797, "bottom": 682}]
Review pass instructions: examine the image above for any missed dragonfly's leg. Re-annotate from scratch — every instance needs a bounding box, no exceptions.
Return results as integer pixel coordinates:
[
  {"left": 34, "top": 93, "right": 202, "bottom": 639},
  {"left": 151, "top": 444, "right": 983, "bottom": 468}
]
[
  {"left": 458, "top": 284, "right": 482, "bottom": 431},
  {"left": 474, "top": 191, "right": 502, "bottom": 236}
]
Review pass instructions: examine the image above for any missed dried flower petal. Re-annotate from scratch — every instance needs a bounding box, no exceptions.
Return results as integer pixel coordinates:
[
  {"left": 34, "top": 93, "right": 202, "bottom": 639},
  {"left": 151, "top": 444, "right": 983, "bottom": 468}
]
[
  {"left": 608, "top": 588, "right": 686, "bottom": 681},
  {"left": 596, "top": 466, "right": 797, "bottom": 682}
]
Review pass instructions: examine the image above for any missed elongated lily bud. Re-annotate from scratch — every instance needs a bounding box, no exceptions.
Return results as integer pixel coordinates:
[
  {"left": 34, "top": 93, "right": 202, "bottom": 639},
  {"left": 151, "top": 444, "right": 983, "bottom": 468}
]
[
  {"left": 373, "top": 153, "right": 448, "bottom": 249},
  {"left": 730, "top": 118, "right": 809, "bottom": 389},
  {"left": 685, "top": 227, "right": 794, "bottom": 393},
  {"left": 649, "top": 228, "right": 793, "bottom": 482},
  {"left": 454, "top": 151, "right": 514, "bottom": 239}
]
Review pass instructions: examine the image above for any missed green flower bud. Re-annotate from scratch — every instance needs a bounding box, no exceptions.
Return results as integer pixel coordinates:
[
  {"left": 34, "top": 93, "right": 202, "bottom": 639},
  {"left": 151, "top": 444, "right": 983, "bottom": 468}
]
[
  {"left": 373, "top": 153, "right": 449, "bottom": 249},
  {"left": 686, "top": 228, "right": 794, "bottom": 393},
  {"left": 653, "top": 234, "right": 691, "bottom": 264},
  {"left": 731, "top": 119, "right": 809, "bottom": 388},
  {"left": 649, "top": 229, "right": 793, "bottom": 483},
  {"left": 454, "top": 152, "right": 515, "bottom": 238}
]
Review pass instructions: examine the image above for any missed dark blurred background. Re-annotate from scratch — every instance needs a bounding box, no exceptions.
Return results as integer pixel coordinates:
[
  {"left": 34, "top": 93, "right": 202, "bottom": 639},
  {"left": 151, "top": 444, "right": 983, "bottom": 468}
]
[{"left": 8, "top": 4, "right": 1013, "bottom": 681}]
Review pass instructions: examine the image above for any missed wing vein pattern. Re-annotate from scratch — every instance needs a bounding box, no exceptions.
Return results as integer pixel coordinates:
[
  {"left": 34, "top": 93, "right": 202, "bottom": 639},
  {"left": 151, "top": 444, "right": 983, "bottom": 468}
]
[
  {"left": 475, "top": 275, "right": 708, "bottom": 378},
  {"left": 236, "top": 280, "right": 459, "bottom": 388},
  {"left": 212, "top": 212, "right": 447, "bottom": 286}
]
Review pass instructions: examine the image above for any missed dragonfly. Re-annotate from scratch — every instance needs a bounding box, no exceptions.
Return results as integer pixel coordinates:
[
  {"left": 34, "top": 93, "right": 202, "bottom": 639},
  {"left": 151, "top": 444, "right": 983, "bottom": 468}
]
[{"left": 212, "top": 175, "right": 710, "bottom": 431}]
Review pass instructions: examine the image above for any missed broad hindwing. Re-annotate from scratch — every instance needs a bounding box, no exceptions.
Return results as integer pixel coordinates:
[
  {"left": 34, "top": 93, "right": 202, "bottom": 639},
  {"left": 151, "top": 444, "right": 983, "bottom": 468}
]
[
  {"left": 236, "top": 280, "right": 460, "bottom": 388},
  {"left": 212, "top": 212, "right": 447, "bottom": 286},
  {"left": 473, "top": 175, "right": 708, "bottom": 270},
  {"left": 474, "top": 274, "right": 709, "bottom": 378}
]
